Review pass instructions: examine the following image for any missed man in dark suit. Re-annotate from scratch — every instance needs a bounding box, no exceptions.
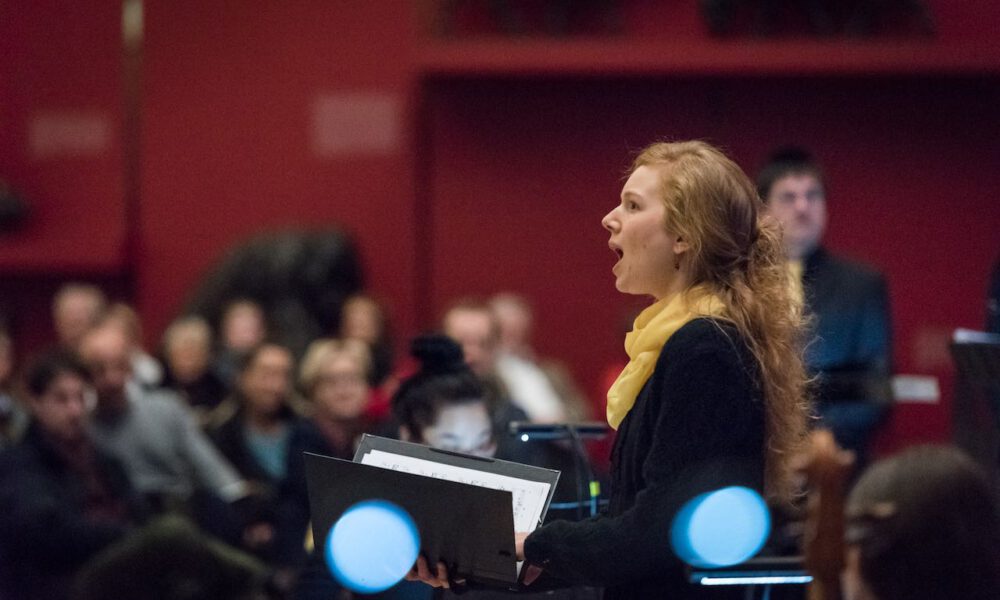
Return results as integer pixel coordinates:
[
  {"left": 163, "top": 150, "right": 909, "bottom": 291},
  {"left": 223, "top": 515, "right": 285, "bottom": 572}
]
[{"left": 758, "top": 148, "right": 892, "bottom": 466}]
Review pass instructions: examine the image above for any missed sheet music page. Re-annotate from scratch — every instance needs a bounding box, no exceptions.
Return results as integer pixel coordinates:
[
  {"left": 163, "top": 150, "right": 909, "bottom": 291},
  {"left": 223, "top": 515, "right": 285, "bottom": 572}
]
[{"left": 360, "top": 449, "right": 550, "bottom": 534}]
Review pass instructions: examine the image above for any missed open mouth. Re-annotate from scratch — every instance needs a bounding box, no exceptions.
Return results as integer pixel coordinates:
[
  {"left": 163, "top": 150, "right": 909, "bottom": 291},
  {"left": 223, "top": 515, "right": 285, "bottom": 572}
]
[{"left": 608, "top": 240, "right": 622, "bottom": 257}]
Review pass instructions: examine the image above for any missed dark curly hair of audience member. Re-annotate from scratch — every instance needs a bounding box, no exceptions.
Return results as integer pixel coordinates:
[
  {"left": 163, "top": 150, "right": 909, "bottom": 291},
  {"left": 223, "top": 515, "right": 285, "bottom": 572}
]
[
  {"left": 391, "top": 334, "right": 492, "bottom": 444},
  {"left": 28, "top": 350, "right": 92, "bottom": 397}
]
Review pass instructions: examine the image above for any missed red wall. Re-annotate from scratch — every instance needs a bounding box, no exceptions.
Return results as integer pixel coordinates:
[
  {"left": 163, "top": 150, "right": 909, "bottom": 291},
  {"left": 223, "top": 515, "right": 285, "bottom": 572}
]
[
  {"left": 0, "top": 1, "right": 125, "bottom": 271},
  {"left": 3, "top": 1, "right": 1000, "bottom": 454},
  {"left": 139, "top": 1, "right": 420, "bottom": 338},
  {"left": 0, "top": 1, "right": 129, "bottom": 358}
]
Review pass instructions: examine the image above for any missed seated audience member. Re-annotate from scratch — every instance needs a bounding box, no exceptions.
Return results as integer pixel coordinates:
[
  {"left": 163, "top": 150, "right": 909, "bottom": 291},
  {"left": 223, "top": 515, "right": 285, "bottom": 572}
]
[
  {"left": 490, "top": 292, "right": 590, "bottom": 423},
  {"left": 0, "top": 326, "right": 26, "bottom": 447},
  {"left": 442, "top": 299, "right": 535, "bottom": 462},
  {"left": 161, "top": 315, "right": 227, "bottom": 416},
  {"left": 339, "top": 293, "right": 396, "bottom": 391},
  {"left": 52, "top": 282, "right": 107, "bottom": 350},
  {"left": 394, "top": 334, "right": 498, "bottom": 458},
  {"left": 296, "top": 338, "right": 375, "bottom": 460},
  {"left": 214, "top": 298, "right": 268, "bottom": 388},
  {"left": 207, "top": 342, "right": 309, "bottom": 560},
  {"left": 758, "top": 147, "right": 892, "bottom": 467},
  {"left": 208, "top": 341, "right": 307, "bottom": 484},
  {"left": 279, "top": 338, "right": 377, "bottom": 570},
  {"left": 79, "top": 323, "right": 247, "bottom": 518},
  {"left": 339, "top": 294, "right": 404, "bottom": 425},
  {"left": 843, "top": 445, "right": 1000, "bottom": 600},
  {"left": 0, "top": 351, "right": 143, "bottom": 600},
  {"left": 442, "top": 300, "right": 591, "bottom": 486},
  {"left": 103, "top": 303, "right": 163, "bottom": 389}
]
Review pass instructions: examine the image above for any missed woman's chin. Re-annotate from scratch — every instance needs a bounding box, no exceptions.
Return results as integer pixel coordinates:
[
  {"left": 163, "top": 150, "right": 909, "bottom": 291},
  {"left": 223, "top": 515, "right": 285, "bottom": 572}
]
[{"left": 615, "top": 281, "right": 643, "bottom": 296}]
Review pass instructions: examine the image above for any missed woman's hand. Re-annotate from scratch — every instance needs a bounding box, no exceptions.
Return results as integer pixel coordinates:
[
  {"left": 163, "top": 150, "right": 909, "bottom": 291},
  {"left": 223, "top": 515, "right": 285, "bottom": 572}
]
[
  {"left": 407, "top": 535, "right": 542, "bottom": 588},
  {"left": 515, "top": 532, "right": 529, "bottom": 561},
  {"left": 405, "top": 556, "right": 450, "bottom": 588}
]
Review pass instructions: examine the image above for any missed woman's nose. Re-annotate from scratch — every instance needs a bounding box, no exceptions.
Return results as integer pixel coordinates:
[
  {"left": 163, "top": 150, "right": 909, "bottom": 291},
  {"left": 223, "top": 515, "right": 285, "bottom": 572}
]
[{"left": 602, "top": 208, "right": 617, "bottom": 232}]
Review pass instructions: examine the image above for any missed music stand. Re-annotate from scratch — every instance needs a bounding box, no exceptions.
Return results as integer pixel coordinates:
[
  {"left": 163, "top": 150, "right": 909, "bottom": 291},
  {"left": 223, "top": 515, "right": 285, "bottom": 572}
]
[
  {"left": 950, "top": 330, "right": 1000, "bottom": 477},
  {"left": 508, "top": 421, "right": 609, "bottom": 517}
]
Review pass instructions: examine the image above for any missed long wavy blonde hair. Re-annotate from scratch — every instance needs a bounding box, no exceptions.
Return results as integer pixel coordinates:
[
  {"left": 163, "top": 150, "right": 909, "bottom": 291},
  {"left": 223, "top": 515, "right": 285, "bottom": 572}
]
[{"left": 632, "top": 140, "right": 810, "bottom": 502}]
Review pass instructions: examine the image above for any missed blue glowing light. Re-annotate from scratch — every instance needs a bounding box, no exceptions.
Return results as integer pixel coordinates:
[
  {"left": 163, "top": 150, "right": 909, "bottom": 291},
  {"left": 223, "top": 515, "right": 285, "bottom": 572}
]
[
  {"left": 700, "top": 575, "right": 813, "bottom": 586},
  {"left": 325, "top": 499, "right": 421, "bottom": 594},
  {"left": 670, "top": 486, "right": 770, "bottom": 568}
]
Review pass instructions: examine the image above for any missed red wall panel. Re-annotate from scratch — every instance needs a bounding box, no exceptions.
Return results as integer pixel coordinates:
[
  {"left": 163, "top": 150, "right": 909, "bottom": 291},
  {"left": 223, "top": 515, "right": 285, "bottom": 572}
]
[
  {"left": 140, "top": 1, "right": 420, "bottom": 339},
  {"left": 0, "top": 0, "right": 125, "bottom": 272}
]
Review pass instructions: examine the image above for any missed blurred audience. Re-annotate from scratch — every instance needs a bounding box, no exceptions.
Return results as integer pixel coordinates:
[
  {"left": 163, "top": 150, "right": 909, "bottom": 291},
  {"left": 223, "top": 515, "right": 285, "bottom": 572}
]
[
  {"left": 52, "top": 283, "right": 107, "bottom": 350},
  {"left": 102, "top": 303, "right": 163, "bottom": 390},
  {"left": 161, "top": 315, "right": 227, "bottom": 416},
  {"left": 0, "top": 326, "right": 26, "bottom": 447},
  {"left": 490, "top": 293, "right": 589, "bottom": 423},
  {"left": 843, "top": 445, "right": 1000, "bottom": 600},
  {"left": 215, "top": 298, "right": 269, "bottom": 388},
  {"left": 0, "top": 351, "right": 143, "bottom": 600},
  {"left": 206, "top": 341, "right": 309, "bottom": 561},
  {"left": 442, "top": 302, "right": 592, "bottom": 522},
  {"left": 339, "top": 294, "right": 395, "bottom": 388},
  {"left": 394, "top": 334, "right": 498, "bottom": 458},
  {"left": 441, "top": 299, "right": 533, "bottom": 463},
  {"left": 338, "top": 293, "right": 401, "bottom": 423},
  {"left": 442, "top": 299, "right": 501, "bottom": 380},
  {"left": 79, "top": 323, "right": 247, "bottom": 525},
  {"left": 759, "top": 147, "right": 892, "bottom": 468},
  {"left": 280, "top": 339, "right": 379, "bottom": 574},
  {"left": 296, "top": 338, "right": 375, "bottom": 460}
]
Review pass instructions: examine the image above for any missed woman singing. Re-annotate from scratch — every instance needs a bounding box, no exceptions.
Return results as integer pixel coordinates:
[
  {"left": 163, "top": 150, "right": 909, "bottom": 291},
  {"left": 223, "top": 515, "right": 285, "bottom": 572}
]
[{"left": 415, "top": 140, "right": 809, "bottom": 599}]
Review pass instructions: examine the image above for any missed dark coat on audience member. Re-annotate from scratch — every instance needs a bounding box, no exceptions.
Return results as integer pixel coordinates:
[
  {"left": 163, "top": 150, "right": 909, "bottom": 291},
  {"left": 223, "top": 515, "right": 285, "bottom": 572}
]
[
  {"left": 206, "top": 398, "right": 311, "bottom": 489},
  {"left": 802, "top": 247, "right": 891, "bottom": 465},
  {"left": 206, "top": 398, "right": 313, "bottom": 564},
  {"left": 0, "top": 422, "right": 144, "bottom": 600},
  {"left": 803, "top": 246, "right": 892, "bottom": 405}
]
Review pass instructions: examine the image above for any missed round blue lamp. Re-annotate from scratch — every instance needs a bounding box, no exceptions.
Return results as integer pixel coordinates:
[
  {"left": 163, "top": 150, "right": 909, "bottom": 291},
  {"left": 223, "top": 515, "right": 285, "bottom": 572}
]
[
  {"left": 325, "top": 499, "right": 421, "bottom": 593},
  {"left": 670, "top": 486, "right": 770, "bottom": 568}
]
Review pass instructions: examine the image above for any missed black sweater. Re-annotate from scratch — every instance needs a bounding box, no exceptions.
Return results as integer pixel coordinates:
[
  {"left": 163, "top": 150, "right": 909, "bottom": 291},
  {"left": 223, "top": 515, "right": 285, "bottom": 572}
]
[
  {"left": 524, "top": 318, "right": 766, "bottom": 600},
  {"left": 0, "top": 423, "right": 142, "bottom": 600}
]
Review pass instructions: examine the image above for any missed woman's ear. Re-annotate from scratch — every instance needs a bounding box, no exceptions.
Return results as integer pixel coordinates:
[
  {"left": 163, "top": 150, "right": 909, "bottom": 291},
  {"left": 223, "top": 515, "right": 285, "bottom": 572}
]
[{"left": 673, "top": 237, "right": 690, "bottom": 257}]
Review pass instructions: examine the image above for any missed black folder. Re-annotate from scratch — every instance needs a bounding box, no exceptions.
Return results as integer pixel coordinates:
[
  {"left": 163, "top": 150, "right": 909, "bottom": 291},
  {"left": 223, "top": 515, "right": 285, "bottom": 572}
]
[{"left": 304, "top": 435, "right": 560, "bottom": 589}]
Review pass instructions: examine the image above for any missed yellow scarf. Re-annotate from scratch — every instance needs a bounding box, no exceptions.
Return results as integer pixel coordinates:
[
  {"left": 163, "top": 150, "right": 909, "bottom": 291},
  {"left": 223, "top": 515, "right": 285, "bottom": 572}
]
[
  {"left": 787, "top": 260, "right": 804, "bottom": 307},
  {"left": 606, "top": 288, "right": 727, "bottom": 429}
]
